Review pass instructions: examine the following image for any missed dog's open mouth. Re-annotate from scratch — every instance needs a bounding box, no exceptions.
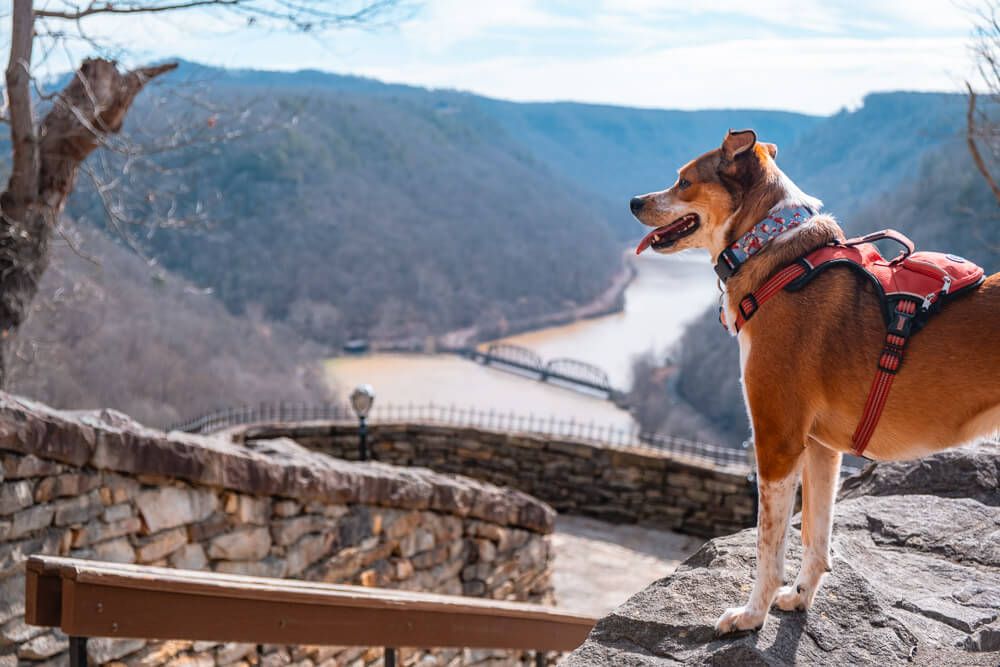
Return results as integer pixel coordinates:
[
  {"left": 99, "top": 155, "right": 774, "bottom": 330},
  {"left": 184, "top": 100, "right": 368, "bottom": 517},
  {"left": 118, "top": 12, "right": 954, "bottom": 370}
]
[{"left": 635, "top": 213, "right": 700, "bottom": 254}]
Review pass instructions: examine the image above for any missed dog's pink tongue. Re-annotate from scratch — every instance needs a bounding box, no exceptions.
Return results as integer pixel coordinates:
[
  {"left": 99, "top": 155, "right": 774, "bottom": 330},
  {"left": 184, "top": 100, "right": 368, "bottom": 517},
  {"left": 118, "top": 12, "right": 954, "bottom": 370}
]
[{"left": 635, "top": 228, "right": 660, "bottom": 255}]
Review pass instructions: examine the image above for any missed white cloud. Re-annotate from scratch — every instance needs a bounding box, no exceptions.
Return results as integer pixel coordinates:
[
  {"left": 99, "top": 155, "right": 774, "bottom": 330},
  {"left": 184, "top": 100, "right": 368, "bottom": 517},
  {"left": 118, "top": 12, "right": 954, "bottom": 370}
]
[
  {"left": 350, "top": 35, "right": 971, "bottom": 114},
  {"left": 400, "top": 0, "right": 587, "bottom": 53},
  {"left": 15, "top": 0, "right": 982, "bottom": 113},
  {"left": 596, "top": 0, "right": 971, "bottom": 34}
]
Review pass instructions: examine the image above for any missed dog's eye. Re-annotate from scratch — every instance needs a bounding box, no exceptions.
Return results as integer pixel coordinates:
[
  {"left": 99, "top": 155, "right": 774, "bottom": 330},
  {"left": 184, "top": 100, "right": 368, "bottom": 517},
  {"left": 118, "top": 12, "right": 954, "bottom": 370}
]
[{"left": 677, "top": 178, "right": 691, "bottom": 190}]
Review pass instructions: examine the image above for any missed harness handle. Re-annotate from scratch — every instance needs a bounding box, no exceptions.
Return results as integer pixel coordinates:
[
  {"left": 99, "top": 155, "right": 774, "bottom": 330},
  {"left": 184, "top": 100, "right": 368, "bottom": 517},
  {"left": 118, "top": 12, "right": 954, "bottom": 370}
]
[{"left": 842, "top": 229, "right": 915, "bottom": 262}]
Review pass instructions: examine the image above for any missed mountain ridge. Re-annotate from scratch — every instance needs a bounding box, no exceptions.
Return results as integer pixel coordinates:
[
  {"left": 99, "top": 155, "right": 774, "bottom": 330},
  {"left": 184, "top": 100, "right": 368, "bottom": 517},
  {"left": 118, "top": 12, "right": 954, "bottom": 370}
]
[
  {"left": 63, "top": 60, "right": 830, "bottom": 345},
  {"left": 15, "top": 60, "right": 990, "bottom": 431}
]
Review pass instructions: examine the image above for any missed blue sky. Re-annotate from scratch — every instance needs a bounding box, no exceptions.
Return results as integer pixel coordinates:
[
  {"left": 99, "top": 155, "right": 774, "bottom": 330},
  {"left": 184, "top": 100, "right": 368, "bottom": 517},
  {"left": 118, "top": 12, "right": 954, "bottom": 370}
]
[{"left": 28, "top": 0, "right": 979, "bottom": 115}]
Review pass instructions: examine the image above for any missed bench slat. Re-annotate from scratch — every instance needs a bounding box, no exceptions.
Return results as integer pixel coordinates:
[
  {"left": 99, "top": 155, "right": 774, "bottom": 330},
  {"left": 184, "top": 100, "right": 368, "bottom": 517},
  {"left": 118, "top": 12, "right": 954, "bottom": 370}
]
[{"left": 27, "top": 556, "right": 594, "bottom": 651}]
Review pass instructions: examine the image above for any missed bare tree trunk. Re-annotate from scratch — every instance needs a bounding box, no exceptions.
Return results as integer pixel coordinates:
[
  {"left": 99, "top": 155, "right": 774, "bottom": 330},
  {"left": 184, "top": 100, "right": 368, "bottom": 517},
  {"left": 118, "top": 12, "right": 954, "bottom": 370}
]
[
  {"left": 4, "top": 0, "right": 38, "bottom": 219},
  {"left": 0, "top": 0, "right": 175, "bottom": 384}
]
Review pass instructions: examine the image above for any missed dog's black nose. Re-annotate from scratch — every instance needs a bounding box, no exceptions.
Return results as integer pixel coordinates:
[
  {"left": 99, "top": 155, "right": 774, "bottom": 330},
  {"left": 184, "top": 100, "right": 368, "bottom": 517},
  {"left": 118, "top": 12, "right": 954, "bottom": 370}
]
[{"left": 630, "top": 197, "right": 645, "bottom": 215}]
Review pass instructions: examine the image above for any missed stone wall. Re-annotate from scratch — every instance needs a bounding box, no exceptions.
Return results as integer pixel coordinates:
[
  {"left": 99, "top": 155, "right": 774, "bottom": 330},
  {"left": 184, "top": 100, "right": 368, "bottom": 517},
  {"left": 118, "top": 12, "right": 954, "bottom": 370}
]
[
  {"left": 235, "top": 423, "right": 756, "bottom": 538},
  {"left": 0, "top": 395, "right": 556, "bottom": 666}
]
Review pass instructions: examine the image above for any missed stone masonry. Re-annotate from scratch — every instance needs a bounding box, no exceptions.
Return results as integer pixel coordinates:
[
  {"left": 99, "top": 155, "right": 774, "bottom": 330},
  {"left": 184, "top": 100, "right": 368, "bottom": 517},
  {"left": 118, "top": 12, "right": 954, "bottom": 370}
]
[
  {"left": 0, "top": 394, "right": 556, "bottom": 666},
  {"left": 235, "top": 423, "right": 756, "bottom": 538}
]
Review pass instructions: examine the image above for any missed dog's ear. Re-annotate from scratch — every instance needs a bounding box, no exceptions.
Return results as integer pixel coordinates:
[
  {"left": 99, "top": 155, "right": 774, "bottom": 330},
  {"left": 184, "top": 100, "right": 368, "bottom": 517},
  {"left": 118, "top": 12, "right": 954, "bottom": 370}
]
[
  {"left": 762, "top": 142, "right": 778, "bottom": 159},
  {"left": 721, "top": 129, "right": 757, "bottom": 161}
]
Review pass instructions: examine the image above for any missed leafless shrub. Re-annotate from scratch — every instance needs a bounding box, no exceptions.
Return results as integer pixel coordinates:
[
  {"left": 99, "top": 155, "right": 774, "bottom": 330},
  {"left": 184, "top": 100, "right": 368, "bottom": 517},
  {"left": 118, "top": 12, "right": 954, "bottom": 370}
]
[{"left": 7, "top": 223, "right": 330, "bottom": 427}]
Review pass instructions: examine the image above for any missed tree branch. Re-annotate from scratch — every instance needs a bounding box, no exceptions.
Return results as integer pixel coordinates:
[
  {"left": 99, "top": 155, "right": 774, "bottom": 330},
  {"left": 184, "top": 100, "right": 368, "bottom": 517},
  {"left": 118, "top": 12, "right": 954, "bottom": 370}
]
[
  {"left": 36, "top": 59, "right": 178, "bottom": 209},
  {"left": 35, "top": 0, "right": 242, "bottom": 20},
  {"left": 33, "top": 0, "right": 409, "bottom": 32},
  {"left": 4, "top": 0, "right": 39, "bottom": 221},
  {"left": 0, "top": 56, "right": 176, "bottom": 378},
  {"left": 966, "top": 81, "right": 1000, "bottom": 206}
]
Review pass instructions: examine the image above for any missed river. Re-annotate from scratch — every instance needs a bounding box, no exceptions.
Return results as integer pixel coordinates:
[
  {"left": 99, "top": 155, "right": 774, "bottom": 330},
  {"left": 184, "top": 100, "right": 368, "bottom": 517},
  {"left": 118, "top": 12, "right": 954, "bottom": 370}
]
[{"left": 324, "top": 252, "right": 718, "bottom": 429}]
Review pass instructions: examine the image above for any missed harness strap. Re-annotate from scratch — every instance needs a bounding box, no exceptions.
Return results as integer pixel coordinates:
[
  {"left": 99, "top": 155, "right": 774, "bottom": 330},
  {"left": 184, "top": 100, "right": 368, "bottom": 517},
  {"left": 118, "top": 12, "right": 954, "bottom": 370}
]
[
  {"left": 723, "top": 264, "right": 921, "bottom": 458},
  {"left": 727, "top": 261, "right": 808, "bottom": 333},
  {"left": 850, "top": 299, "right": 917, "bottom": 456}
]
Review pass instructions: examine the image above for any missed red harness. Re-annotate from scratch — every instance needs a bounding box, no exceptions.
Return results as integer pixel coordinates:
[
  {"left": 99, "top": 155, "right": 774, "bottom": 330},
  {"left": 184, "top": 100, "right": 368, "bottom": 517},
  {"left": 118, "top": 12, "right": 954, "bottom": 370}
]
[{"left": 722, "top": 229, "right": 985, "bottom": 456}]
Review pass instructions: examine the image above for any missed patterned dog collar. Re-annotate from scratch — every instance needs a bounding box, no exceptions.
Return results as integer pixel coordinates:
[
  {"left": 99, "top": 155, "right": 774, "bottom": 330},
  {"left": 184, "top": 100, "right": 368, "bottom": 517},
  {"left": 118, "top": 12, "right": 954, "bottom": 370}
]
[{"left": 714, "top": 205, "right": 815, "bottom": 282}]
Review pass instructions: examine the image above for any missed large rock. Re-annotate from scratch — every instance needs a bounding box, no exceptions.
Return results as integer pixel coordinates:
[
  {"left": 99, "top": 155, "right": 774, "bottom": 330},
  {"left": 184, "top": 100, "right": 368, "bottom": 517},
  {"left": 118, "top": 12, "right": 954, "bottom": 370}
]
[
  {"left": 567, "top": 442, "right": 1000, "bottom": 666},
  {"left": 135, "top": 486, "right": 219, "bottom": 533}
]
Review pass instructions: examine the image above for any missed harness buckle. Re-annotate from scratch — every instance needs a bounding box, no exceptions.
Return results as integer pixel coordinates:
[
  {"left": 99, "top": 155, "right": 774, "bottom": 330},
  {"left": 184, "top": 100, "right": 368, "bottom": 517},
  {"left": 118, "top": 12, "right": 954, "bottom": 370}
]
[
  {"left": 879, "top": 300, "right": 917, "bottom": 374},
  {"left": 738, "top": 294, "right": 759, "bottom": 321},
  {"left": 714, "top": 248, "right": 740, "bottom": 282},
  {"left": 887, "top": 301, "right": 916, "bottom": 337}
]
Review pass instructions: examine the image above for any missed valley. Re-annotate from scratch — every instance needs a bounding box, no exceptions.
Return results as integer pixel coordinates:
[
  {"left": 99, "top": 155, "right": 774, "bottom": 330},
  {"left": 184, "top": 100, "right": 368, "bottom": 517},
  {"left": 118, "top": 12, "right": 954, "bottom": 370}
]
[{"left": 9, "top": 63, "right": 994, "bottom": 441}]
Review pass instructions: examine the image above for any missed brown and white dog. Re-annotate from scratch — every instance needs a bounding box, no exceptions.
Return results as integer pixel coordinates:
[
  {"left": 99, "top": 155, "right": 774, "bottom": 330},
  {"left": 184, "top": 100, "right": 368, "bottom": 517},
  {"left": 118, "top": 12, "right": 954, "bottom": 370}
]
[{"left": 630, "top": 129, "right": 1000, "bottom": 635}]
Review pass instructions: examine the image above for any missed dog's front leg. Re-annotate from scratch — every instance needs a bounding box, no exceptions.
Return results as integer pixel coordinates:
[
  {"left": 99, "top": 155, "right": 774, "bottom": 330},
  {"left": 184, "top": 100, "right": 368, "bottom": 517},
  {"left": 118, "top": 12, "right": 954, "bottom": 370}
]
[
  {"left": 775, "top": 443, "right": 840, "bottom": 611},
  {"left": 715, "top": 453, "right": 802, "bottom": 635}
]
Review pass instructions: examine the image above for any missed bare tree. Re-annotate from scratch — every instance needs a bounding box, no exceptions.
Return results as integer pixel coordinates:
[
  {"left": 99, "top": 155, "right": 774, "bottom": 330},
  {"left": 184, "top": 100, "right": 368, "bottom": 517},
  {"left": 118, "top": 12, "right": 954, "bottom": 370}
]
[
  {"left": 0, "top": 0, "right": 405, "bottom": 384},
  {"left": 968, "top": 2, "right": 1000, "bottom": 204}
]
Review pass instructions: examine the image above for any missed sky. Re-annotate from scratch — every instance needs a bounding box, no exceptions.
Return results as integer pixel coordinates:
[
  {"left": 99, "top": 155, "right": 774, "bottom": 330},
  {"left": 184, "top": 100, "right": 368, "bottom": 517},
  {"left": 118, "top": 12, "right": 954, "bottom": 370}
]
[{"left": 23, "top": 0, "right": 984, "bottom": 115}]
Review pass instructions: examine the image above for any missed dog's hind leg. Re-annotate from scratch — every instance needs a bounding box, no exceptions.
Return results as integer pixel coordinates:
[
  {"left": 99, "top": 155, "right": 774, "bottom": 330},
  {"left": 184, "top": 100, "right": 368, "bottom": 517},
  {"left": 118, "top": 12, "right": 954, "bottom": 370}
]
[
  {"left": 715, "top": 439, "right": 804, "bottom": 635},
  {"left": 775, "top": 442, "right": 841, "bottom": 612}
]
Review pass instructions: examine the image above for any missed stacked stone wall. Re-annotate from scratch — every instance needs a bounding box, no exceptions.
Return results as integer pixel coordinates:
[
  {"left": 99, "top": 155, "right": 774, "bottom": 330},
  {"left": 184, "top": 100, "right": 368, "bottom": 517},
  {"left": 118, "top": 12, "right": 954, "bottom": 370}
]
[
  {"left": 0, "top": 396, "right": 555, "bottom": 666},
  {"left": 238, "top": 423, "right": 756, "bottom": 538}
]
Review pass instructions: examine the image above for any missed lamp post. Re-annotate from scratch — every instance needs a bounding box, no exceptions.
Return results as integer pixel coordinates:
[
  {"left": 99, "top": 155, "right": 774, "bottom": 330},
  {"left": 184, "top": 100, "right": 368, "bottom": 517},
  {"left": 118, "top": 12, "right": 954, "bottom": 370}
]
[{"left": 350, "top": 384, "right": 375, "bottom": 461}]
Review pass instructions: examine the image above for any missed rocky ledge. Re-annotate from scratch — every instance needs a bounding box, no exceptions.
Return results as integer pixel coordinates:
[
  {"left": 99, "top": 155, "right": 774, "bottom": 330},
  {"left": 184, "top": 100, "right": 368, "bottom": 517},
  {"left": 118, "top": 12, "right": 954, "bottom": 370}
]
[{"left": 567, "top": 442, "right": 1000, "bottom": 666}]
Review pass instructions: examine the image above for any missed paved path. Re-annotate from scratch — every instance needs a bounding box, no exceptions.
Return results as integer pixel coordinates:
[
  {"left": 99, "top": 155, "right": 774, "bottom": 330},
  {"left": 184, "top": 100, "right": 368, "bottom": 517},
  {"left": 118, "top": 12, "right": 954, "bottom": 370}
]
[{"left": 551, "top": 515, "right": 705, "bottom": 617}]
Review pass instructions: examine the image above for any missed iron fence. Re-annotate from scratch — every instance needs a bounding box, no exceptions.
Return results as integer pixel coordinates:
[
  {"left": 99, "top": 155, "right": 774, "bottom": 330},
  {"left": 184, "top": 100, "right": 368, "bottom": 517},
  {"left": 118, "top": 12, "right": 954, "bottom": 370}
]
[
  {"left": 169, "top": 401, "right": 751, "bottom": 470},
  {"left": 169, "top": 401, "right": 864, "bottom": 476}
]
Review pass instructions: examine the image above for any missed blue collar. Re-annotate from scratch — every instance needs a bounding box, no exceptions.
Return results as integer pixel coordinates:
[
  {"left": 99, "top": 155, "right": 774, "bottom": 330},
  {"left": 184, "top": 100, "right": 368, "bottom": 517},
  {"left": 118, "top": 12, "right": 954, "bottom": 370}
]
[{"left": 714, "top": 205, "right": 816, "bottom": 282}]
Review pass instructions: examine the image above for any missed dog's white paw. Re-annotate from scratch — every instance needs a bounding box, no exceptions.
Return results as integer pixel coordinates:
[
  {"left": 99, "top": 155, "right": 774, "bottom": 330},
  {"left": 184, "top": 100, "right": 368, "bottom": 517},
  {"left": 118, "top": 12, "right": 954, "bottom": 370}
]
[
  {"left": 714, "top": 605, "right": 766, "bottom": 636},
  {"left": 774, "top": 584, "right": 809, "bottom": 612}
]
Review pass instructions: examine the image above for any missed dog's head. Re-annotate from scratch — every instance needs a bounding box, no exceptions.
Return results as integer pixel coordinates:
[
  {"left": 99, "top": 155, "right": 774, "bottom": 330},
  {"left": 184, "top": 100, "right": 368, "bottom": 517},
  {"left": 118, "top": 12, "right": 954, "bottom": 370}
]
[{"left": 631, "top": 129, "right": 779, "bottom": 257}]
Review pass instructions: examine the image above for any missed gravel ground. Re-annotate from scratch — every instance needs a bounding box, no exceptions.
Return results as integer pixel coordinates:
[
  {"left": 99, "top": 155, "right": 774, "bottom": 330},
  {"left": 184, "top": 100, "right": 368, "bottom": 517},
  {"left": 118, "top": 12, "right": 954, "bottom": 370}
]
[{"left": 551, "top": 515, "right": 705, "bottom": 617}]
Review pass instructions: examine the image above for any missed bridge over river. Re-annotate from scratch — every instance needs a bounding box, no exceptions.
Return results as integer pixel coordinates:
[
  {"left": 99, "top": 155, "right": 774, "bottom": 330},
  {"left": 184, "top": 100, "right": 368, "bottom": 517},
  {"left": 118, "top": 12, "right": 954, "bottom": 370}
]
[
  {"left": 458, "top": 343, "right": 623, "bottom": 401},
  {"left": 324, "top": 256, "right": 719, "bottom": 430}
]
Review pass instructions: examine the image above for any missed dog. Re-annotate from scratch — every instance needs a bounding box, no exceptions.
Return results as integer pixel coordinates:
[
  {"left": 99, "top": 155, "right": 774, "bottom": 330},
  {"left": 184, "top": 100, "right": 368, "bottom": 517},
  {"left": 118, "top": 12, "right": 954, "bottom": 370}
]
[{"left": 630, "top": 128, "right": 1000, "bottom": 635}]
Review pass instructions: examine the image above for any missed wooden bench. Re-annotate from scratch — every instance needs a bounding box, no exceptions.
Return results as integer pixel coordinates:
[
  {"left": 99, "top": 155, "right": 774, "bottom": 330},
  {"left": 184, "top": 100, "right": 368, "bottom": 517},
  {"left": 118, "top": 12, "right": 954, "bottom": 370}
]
[{"left": 25, "top": 555, "right": 596, "bottom": 666}]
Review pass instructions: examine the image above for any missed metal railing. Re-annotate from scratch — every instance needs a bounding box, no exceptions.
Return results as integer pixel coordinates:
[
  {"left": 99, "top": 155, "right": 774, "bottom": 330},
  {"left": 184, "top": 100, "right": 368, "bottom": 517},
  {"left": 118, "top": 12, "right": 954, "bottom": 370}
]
[
  {"left": 169, "top": 402, "right": 865, "bottom": 476},
  {"left": 170, "top": 402, "right": 356, "bottom": 435},
  {"left": 169, "top": 401, "right": 751, "bottom": 469}
]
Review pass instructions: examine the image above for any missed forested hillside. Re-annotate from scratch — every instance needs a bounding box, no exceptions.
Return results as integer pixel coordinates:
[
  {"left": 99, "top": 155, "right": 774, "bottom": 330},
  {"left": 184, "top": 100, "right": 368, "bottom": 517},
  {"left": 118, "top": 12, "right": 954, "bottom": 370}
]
[
  {"left": 480, "top": 101, "right": 820, "bottom": 236},
  {"left": 6, "top": 225, "right": 326, "bottom": 427},
  {"left": 481, "top": 92, "right": 968, "bottom": 235},
  {"left": 65, "top": 63, "right": 824, "bottom": 346},
  {"left": 631, "top": 95, "right": 1000, "bottom": 446},
  {"left": 782, "top": 92, "right": 970, "bottom": 218},
  {"left": 67, "top": 66, "right": 625, "bottom": 346},
  {"left": 851, "top": 139, "right": 1000, "bottom": 263}
]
